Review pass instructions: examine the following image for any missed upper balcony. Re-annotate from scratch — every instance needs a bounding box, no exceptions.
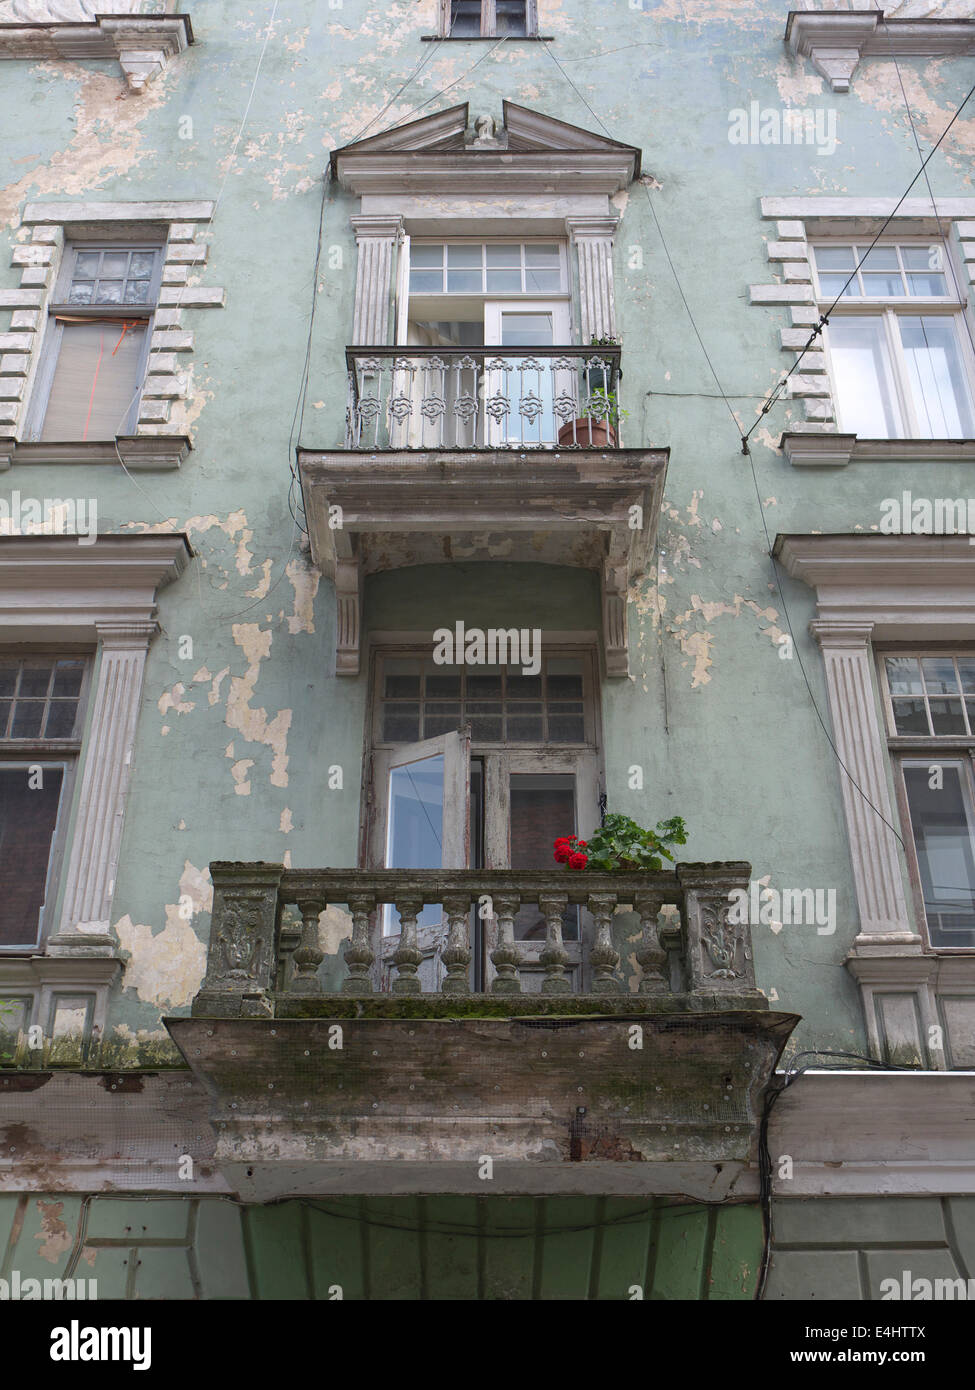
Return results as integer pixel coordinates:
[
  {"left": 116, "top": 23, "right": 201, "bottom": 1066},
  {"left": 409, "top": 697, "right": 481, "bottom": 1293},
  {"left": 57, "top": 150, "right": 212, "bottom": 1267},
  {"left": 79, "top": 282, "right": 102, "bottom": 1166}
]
[{"left": 167, "top": 861, "right": 797, "bottom": 1200}]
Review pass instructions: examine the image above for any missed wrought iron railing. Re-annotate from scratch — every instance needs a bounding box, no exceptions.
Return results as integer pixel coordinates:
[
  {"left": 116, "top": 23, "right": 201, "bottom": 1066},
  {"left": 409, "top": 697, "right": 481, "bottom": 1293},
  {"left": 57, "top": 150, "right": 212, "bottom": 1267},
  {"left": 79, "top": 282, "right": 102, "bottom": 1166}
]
[
  {"left": 191, "top": 862, "right": 762, "bottom": 1015},
  {"left": 345, "top": 345, "right": 623, "bottom": 450}
]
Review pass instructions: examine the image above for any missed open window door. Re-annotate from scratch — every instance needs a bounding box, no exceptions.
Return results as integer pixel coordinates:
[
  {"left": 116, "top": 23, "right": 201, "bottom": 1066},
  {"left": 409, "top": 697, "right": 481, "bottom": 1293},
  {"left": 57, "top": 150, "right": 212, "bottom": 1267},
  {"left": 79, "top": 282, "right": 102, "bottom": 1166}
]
[
  {"left": 369, "top": 727, "right": 471, "bottom": 991},
  {"left": 483, "top": 301, "right": 572, "bottom": 448}
]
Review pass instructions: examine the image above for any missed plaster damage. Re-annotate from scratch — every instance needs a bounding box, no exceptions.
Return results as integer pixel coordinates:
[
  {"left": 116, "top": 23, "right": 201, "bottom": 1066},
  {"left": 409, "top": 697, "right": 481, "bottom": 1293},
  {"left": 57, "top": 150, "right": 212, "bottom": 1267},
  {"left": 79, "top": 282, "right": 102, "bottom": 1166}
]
[{"left": 113, "top": 861, "right": 211, "bottom": 1010}]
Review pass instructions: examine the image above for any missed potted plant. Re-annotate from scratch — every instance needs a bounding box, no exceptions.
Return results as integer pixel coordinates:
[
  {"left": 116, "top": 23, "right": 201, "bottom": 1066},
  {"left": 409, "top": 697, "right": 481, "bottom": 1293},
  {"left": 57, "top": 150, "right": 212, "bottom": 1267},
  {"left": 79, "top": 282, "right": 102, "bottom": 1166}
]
[
  {"left": 554, "top": 812, "right": 687, "bottom": 872},
  {"left": 558, "top": 387, "right": 629, "bottom": 448}
]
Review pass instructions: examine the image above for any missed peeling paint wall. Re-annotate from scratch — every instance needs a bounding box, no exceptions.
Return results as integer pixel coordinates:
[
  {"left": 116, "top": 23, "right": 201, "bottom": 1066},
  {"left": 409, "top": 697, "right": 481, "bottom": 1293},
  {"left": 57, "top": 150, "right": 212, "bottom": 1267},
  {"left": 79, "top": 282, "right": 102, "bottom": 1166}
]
[{"left": 2, "top": 0, "right": 974, "bottom": 1057}]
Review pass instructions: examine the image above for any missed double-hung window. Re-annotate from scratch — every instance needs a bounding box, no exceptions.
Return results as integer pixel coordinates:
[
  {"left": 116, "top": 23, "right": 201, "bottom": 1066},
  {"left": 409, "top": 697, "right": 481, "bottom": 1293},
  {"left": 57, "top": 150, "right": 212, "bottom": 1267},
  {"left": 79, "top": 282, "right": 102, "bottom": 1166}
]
[
  {"left": 26, "top": 242, "right": 163, "bottom": 442},
  {"left": 442, "top": 1, "right": 535, "bottom": 37},
  {"left": 0, "top": 654, "right": 90, "bottom": 951},
  {"left": 811, "top": 241, "right": 975, "bottom": 439},
  {"left": 882, "top": 652, "right": 975, "bottom": 949}
]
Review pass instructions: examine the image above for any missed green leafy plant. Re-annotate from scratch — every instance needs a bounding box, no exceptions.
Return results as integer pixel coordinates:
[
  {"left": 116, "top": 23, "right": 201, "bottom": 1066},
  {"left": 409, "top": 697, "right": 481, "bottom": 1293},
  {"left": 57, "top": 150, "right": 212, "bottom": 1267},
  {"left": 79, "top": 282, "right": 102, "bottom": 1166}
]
[
  {"left": 554, "top": 812, "right": 687, "bottom": 872},
  {"left": 584, "top": 386, "right": 629, "bottom": 427},
  {"left": 589, "top": 334, "right": 620, "bottom": 348}
]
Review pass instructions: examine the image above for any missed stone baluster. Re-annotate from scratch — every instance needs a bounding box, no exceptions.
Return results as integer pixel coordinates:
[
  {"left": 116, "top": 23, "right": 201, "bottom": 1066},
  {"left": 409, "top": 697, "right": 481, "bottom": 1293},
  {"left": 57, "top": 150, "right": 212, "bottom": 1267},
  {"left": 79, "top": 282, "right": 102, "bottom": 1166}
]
[
  {"left": 291, "top": 898, "right": 325, "bottom": 995},
  {"left": 490, "top": 893, "right": 523, "bottom": 994},
  {"left": 441, "top": 892, "right": 472, "bottom": 995},
  {"left": 538, "top": 892, "right": 571, "bottom": 995},
  {"left": 587, "top": 892, "right": 622, "bottom": 994},
  {"left": 342, "top": 893, "right": 376, "bottom": 995},
  {"left": 634, "top": 891, "right": 668, "bottom": 994},
  {"left": 391, "top": 893, "right": 424, "bottom": 995}
]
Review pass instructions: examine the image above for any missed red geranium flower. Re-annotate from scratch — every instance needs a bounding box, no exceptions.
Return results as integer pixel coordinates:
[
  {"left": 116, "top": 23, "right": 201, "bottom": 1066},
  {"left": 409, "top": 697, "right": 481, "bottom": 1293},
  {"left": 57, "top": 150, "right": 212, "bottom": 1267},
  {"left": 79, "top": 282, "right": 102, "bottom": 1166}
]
[
  {"left": 567, "top": 851, "right": 588, "bottom": 871},
  {"left": 553, "top": 836, "right": 573, "bottom": 848},
  {"left": 554, "top": 845, "right": 571, "bottom": 863},
  {"left": 575, "top": 840, "right": 587, "bottom": 848}
]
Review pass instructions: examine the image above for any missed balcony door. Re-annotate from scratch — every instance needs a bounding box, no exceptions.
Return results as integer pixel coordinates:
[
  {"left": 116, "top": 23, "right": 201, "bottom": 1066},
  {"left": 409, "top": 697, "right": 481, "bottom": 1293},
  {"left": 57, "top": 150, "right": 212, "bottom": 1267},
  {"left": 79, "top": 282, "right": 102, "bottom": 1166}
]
[
  {"left": 483, "top": 301, "right": 572, "bottom": 447},
  {"left": 365, "top": 649, "right": 602, "bottom": 992}
]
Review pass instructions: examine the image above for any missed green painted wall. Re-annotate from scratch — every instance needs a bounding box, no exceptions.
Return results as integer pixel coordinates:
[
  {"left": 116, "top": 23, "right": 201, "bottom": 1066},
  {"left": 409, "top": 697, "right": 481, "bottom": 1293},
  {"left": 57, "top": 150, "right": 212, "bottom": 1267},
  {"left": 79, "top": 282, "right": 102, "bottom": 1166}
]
[{"left": 0, "top": 6, "right": 971, "bottom": 1088}]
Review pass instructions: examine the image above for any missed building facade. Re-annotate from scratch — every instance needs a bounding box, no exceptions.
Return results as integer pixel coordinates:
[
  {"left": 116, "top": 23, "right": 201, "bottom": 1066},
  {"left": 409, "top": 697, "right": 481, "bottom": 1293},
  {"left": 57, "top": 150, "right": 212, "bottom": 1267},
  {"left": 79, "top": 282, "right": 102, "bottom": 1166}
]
[{"left": 1, "top": 0, "right": 974, "bottom": 1302}]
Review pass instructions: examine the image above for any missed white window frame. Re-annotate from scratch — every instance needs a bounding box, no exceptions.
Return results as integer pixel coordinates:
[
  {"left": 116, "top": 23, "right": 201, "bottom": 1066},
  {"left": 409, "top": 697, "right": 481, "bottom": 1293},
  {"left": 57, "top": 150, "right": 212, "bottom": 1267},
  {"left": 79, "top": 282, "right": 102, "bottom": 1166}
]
[{"left": 811, "top": 237, "right": 975, "bottom": 439}]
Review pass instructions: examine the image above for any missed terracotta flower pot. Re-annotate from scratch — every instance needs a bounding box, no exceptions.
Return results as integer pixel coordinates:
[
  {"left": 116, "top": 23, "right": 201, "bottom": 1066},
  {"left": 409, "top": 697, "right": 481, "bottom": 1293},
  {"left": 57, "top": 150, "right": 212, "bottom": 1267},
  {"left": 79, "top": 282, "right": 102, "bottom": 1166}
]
[{"left": 558, "top": 419, "right": 617, "bottom": 448}]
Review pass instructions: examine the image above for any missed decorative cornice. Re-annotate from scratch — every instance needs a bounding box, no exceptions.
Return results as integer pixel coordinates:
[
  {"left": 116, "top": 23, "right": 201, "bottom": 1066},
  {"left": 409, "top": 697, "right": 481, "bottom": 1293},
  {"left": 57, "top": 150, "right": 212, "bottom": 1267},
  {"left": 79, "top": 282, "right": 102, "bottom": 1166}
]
[
  {"left": 786, "top": 11, "right": 975, "bottom": 92},
  {"left": 0, "top": 10, "right": 193, "bottom": 93},
  {"left": 782, "top": 434, "right": 975, "bottom": 468}
]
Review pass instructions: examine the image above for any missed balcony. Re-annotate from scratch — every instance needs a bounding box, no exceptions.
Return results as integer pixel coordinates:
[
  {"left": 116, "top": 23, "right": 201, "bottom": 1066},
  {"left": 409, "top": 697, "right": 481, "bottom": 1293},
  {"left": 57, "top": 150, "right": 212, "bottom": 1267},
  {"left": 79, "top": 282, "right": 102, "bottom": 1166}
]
[
  {"left": 298, "top": 344, "right": 667, "bottom": 680},
  {"left": 167, "top": 862, "right": 797, "bottom": 1200},
  {"left": 345, "top": 346, "right": 623, "bottom": 451}
]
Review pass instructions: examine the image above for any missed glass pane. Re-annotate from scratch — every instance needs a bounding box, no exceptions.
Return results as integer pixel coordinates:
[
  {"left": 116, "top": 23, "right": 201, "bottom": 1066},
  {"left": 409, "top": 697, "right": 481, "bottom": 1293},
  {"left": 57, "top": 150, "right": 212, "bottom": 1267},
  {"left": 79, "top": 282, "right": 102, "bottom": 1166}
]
[
  {"left": 444, "top": 270, "right": 482, "bottom": 293},
  {"left": 426, "top": 675, "right": 462, "bottom": 698},
  {"left": 547, "top": 673, "right": 584, "bottom": 699},
  {"left": 496, "top": 0, "right": 527, "bottom": 36},
  {"left": 486, "top": 244, "right": 521, "bottom": 266},
  {"left": 469, "top": 715, "right": 502, "bottom": 741},
  {"left": 0, "top": 663, "right": 16, "bottom": 698},
  {"left": 408, "top": 270, "right": 443, "bottom": 294},
  {"left": 507, "top": 675, "right": 542, "bottom": 698},
  {"left": 411, "top": 245, "right": 443, "bottom": 267},
  {"left": 885, "top": 656, "right": 923, "bottom": 695},
  {"left": 898, "top": 317, "right": 975, "bottom": 438},
  {"left": 907, "top": 273, "right": 948, "bottom": 297},
  {"left": 19, "top": 664, "right": 52, "bottom": 698},
  {"left": 123, "top": 280, "right": 151, "bottom": 304},
  {"left": 0, "top": 766, "right": 63, "bottom": 947},
  {"left": 100, "top": 252, "right": 130, "bottom": 277},
  {"left": 467, "top": 673, "right": 502, "bottom": 697},
  {"left": 891, "top": 698, "right": 929, "bottom": 735},
  {"left": 525, "top": 244, "right": 561, "bottom": 265},
  {"left": 66, "top": 282, "right": 94, "bottom": 305},
  {"left": 524, "top": 268, "right": 563, "bottom": 293},
  {"left": 814, "top": 246, "right": 856, "bottom": 270},
  {"left": 828, "top": 317, "right": 900, "bottom": 437},
  {"left": 450, "top": 0, "right": 482, "bottom": 35},
  {"left": 10, "top": 702, "right": 44, "bottom": 738},
  {"left": 386, "top": 753, "right": 444, "bottom": 869},
  {"left": 548, "top": 710, "right": 585, "bottom": 742},
  {"left": 928, "top": 699, "right": 967, "bottom": 735},
  {"left": 861, "top": 272, "right": 904, "bottom": 297},
  {"left": 859, "top": 247, "right": 899, "bottom": 271},
  {"left": 0, "top": 701, "right": 10, "bottom": 736},
  {"left": 486, "top": 269, "right": 523, "bottom": 292},
  {"left": 44, "top": 702, "right": 78, "bottom": 738},
  {"left": 921, "top": 656, "right": 959, "bottom": 695},
  {"left": 902, "top": 247, "right": 940, "bottom": 270},
  {"left": 385, "top": 674, "right": 420, "bottom": 698},
  {"left": 507, "top": 716, "right": 543, "bottom": 741},
  {"left": 447, "top": 245, "right": 482, "bottom": 268},
  {"left": 818, "top": 274, "right": 859, "bottom": 299},
  {"left": 958, "top": 658, "right": 975, "bottom": 693},
  {"left": 499, "top": 313, "right": 554, "bottom": 347},
  {"left": 93, "top": 281, "right": 124, "bottom": 304},
  {"left": 904, "top": 762, "right": 975, "bottom": 947},
  {"left": 424, "top": 703, "right": 461, "bottom": 737},
  {"left": 383, "top": 707, "right": 420, "bottom": 742},
  {"left": 73, "top": 252, "right": 101, "bottom": 277},
  {"left": 129, "top": 251, "right": 156, "bottom": 278},
  {"left": 52, "top": 661, "right": 84, "bottom": 698}
]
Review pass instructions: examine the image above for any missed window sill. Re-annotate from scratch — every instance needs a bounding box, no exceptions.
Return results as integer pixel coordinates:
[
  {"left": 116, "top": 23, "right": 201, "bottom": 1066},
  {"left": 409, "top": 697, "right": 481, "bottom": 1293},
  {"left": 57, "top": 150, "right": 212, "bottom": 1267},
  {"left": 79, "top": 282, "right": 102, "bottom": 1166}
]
[
  {"left": 781, "top": 432, "right": 975, "bottom": 468},
  {"left": 0, "top": 435, "right": 191, "bottom": 471}
]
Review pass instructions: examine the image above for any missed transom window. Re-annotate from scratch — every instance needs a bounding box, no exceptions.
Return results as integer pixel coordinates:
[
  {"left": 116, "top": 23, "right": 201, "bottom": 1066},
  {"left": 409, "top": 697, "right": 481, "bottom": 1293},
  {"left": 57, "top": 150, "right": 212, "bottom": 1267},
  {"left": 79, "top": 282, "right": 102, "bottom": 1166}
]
[
  {"left": 882, "top": 652, "right": 975, "bottom": 949},
  {"left": 443, "top": 0, "right": 534, "bottom": 38},
  {"left": 409, "top": 243, "right": 565, "bottom": 296},
  {"left": 811, "top": 240, "right": 975, "bottom": 440},
  {"left": 378, "top": 655, "right": 589, "bottom": 745},
  {"left": 0, "top": 654, "right": 90, "bottom": 951},
  {"left": 27, "top": 240, "right": 163, "bottom": 443}
]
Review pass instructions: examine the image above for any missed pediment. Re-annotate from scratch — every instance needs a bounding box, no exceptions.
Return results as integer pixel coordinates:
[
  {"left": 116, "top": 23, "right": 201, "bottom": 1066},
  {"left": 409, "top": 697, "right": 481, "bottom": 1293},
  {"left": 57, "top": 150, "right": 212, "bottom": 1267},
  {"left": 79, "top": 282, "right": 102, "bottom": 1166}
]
[{"left": 331, "top": 101, "right": 641, "bottom": 196}]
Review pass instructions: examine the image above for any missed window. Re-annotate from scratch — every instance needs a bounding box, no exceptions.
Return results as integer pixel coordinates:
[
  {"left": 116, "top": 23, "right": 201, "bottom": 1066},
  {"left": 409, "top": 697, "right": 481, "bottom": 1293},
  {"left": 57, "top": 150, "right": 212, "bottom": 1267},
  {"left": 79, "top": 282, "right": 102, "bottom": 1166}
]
[
  {"left": 882, "top": 652, "right": 975, "bottom": 949},
  {"left": 443, "top": 0, "right": 535, "bottom": 37},
  {"left": 26, "top": 242, "right": 163, "bottom": 442},
  {"left": 366, "top": 647, "right": 602, "bottom": 990},
  {"left": 811, "top": 241, "right": 975, "bottom": 439},
  {"left": 0, "top": 654, "right": 90, "bottom": 950},
  {"left": 403, "top": 239, "right": 569, "bottom": 343}
]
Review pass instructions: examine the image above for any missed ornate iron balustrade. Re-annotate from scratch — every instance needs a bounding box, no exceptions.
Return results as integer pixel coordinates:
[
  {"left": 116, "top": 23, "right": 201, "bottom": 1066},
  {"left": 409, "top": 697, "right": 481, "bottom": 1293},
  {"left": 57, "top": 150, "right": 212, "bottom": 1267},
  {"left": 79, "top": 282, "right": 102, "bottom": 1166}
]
[
  {"left": 345, "top": 345, "right": 623, "bottom": 450},
  {"left": 191, "top": 862, "right": 764, "bottom": 1016}
]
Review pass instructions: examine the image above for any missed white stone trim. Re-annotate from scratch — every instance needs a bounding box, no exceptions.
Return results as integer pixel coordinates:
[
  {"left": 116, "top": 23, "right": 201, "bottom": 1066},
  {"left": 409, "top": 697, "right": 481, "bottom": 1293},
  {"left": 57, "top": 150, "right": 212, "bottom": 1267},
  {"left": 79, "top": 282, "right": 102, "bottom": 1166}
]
[
  {"left": 776, "top": 534, "right": 975, "bottom": 1068},
  {"left": 350, "top": 214, "right": 402, "bottom": 346},
  {"left": 753, "top": 201, "right": 975, "bottom": 441},
  {"left": 566, "top": 215, "right": 618, "bottom": 342},
  {"left": 0, "top": 201, "right": 223, "bottom": 449},
  {"left": 0, "top": 5, "right": 191, "bottom": 95},
  {"left": 0, "top": 534, "right": 190, "bottom": 958},
  {"left": 786, "top": 8, "right": 975, "bottom": 93}
]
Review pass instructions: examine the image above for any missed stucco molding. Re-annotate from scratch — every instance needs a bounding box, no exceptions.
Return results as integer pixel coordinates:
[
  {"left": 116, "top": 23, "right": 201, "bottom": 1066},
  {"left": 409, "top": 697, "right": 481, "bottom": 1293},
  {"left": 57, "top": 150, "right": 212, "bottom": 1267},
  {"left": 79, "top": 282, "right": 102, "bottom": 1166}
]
[
  {"left": 781, "top": 434, "right": 975, "bottom": 467},
  {"left": 566, "top": 215, "right": 619, "bottom": 343},
  {"left": 1, "top": 205, "right": 223, "bottom": 447},
  {"left": 0, "top": 4, "right": 192, "bottom": 94},
  {"left": 786, "top": 11, "right": 975, "bottom": 93},
  {"left": 350, "top": 214, "right": 403, "bottom": 347},
  {"left": 0, "top": 534, "right": 190, "bottom": 961}
]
